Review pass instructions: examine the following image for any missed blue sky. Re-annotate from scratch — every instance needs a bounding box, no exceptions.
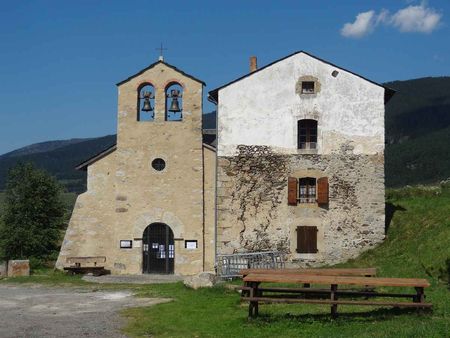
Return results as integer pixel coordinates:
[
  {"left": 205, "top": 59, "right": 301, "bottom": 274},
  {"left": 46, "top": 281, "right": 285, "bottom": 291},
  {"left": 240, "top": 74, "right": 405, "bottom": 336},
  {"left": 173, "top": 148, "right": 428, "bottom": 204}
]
[{"left": 0, "top": 0, "right": 449, "bottom": 154}]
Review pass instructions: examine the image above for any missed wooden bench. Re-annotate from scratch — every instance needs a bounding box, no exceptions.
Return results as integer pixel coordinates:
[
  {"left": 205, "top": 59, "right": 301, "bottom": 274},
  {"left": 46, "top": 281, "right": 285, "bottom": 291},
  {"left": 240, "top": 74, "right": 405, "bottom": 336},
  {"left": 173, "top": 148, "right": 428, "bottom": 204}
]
[
  {"left": 242, "top": 272, "right": 432, "bottom": 318},
  {"left": 64, "top": 256, "right": 107, "bottom": 276}
]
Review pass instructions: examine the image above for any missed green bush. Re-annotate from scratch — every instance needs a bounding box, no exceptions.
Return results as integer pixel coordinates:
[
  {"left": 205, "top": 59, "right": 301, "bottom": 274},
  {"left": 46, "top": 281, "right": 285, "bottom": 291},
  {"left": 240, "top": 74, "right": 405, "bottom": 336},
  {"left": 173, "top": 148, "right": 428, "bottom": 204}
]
[{"left": 0, "top": 162, "right": 65, "bottom": 261}]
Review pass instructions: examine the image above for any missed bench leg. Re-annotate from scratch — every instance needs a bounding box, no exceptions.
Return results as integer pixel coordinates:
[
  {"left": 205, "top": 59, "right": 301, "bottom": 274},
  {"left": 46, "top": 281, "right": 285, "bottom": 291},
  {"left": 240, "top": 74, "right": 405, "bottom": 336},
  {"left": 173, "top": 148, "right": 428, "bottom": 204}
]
[
  {"left": 248, "top": 282, "right": 259, "bottom": 319},
  {"left": 248, "top": 302, "right": 254, "bottom": 318},
  {"left": 414, "top": 287, "right": 425, "bottom": 304},
  {"left": 254, "top": 282, "right": 260, "bottom": 317},
  {"left": 331, "top": 284, "right": 338, "bottom": 319},
  {"left": 414, "top": 287, "right": 426, "bottom": 313}
]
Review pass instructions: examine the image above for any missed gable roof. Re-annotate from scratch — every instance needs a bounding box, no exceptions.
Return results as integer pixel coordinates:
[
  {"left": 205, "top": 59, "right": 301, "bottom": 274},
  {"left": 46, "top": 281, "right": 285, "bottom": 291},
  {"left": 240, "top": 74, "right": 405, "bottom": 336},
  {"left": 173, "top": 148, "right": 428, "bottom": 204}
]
[
  {"left": 208, "top": 50, "right": 396, "bottom": 104},
  {"left": 75, "top": 144, "right": 117, "bottom": 171},
  {"left": 116, "top": 60, "right": 206, "bottom": 86}
]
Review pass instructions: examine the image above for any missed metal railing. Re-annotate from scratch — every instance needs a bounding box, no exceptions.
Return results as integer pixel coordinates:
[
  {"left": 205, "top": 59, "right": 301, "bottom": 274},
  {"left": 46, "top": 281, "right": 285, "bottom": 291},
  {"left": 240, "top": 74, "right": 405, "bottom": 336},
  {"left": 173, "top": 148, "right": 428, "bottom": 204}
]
[{"left": 216, "top": 251, "right": 285, "bottom": 278}]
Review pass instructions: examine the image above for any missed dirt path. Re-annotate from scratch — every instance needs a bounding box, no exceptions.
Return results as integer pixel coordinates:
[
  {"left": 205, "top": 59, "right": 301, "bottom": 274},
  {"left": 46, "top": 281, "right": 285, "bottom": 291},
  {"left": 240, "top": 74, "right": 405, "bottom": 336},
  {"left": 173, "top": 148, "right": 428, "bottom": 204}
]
[{"left": 0, "top": 284, "right": 169, "bottom": 338}]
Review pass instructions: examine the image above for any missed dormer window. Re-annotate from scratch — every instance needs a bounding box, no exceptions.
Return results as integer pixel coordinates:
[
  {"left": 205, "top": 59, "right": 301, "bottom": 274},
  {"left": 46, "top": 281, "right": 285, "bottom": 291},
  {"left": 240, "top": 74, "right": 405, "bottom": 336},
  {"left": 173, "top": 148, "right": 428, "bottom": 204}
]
[{"left": 301, "top": 81, "right": 315, "bottom": 94}]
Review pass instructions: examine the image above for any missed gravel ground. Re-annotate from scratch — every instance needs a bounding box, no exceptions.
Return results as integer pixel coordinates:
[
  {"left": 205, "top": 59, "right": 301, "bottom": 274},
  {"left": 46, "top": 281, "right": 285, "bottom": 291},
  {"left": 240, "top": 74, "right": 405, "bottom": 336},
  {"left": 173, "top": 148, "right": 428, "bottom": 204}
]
[
  {"left": 82, "top": 274, "right": 184, "bottom": 284},
  {"left": 0, "top": 284, "right": 170, "bottom": 338}
]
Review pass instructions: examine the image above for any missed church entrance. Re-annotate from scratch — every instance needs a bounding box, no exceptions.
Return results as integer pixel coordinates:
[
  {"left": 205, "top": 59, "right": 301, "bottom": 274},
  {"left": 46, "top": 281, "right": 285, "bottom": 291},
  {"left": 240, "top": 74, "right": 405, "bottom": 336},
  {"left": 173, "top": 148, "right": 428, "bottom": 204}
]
[{"left": 142, "top": 223, "right": 174, "bottom": 274}]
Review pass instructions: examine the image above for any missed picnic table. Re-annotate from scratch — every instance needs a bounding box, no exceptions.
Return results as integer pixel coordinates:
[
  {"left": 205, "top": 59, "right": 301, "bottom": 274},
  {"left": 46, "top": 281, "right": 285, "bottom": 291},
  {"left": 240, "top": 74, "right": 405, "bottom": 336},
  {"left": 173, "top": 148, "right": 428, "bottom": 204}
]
[{"left": 241, "top": 271, "right": 432, "bottom": 318}]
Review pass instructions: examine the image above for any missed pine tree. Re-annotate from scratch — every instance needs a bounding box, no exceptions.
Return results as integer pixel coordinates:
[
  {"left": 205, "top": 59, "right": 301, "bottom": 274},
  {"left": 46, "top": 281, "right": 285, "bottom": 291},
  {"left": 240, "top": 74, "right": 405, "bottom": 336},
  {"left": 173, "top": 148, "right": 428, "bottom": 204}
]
[{"left": 0, "top": 162, "right": 65, "bottom": 261}]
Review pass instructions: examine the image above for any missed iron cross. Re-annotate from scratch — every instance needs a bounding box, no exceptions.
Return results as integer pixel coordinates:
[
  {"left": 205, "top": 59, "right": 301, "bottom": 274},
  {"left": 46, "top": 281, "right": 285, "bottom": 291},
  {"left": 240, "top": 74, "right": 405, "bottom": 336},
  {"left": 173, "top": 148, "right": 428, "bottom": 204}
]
[{"left": 156, "top": 43, "right": 168, "bottom": 61}]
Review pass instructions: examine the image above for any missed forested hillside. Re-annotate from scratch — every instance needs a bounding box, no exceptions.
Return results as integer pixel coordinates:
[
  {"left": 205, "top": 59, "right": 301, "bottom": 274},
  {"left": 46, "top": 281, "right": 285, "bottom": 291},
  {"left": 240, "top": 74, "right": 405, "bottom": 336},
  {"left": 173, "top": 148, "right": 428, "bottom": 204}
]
[
  {"left": 0, "top": 76, "right": 449, "bottom": 191},
  {"left": 0, "top": 135, "right": 116, "bottom": 193},
  {"left": 385, "top": 77, "right": 450, "bottom": 187}
]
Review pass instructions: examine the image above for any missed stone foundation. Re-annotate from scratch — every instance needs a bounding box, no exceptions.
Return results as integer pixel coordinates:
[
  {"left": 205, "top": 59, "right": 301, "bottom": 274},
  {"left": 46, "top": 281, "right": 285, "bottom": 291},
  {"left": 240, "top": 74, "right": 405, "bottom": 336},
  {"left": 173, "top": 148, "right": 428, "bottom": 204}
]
[{"left": 217, "top": 145, "right": 385, "bottom": 267}]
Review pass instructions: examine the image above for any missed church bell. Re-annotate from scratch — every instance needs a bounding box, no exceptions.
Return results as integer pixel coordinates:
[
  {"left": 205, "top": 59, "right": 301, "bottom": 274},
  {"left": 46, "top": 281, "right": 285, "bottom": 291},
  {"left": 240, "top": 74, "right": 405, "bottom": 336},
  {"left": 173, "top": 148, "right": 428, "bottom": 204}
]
[
  {"left": 168, "top": 89, "right": 181, "bottom": 112},
  {"left": 141, "top": 91, "right": 153, "bottom": 112}
]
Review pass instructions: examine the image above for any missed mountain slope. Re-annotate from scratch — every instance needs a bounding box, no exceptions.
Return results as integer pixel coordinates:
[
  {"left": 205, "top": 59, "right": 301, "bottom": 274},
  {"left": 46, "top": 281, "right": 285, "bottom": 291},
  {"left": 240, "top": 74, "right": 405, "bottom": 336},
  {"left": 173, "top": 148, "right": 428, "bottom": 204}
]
[
  {"left": 385, "top": 77, "right": 450, "bottom": 186},
  {"left": 385, "top": 77, "right": 450, "bottom": 144},
  {"left": 0, "top": 135, "right": 116, "bottom": 193},
  {"left": 0, "top": 138, "right": 93, "bottom": 159}
]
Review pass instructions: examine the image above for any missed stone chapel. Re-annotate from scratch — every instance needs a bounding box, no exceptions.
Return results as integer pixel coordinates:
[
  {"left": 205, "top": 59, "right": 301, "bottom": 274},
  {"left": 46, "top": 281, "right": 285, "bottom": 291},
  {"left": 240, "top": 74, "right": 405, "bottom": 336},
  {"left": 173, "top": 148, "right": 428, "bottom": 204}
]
[{"left": 57, "top": 51, "right": 394, "bottom": 275}]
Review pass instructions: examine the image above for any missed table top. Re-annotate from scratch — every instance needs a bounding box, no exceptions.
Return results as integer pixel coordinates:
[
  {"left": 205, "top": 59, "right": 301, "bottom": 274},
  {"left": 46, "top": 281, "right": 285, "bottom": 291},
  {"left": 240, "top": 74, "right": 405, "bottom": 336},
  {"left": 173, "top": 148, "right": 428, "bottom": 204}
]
[
  {"left": 240, "top": 268, "right": 377, "bottom": 277},
  {"left": 243, "top": 273, "right": 430, "bottom": 288}
]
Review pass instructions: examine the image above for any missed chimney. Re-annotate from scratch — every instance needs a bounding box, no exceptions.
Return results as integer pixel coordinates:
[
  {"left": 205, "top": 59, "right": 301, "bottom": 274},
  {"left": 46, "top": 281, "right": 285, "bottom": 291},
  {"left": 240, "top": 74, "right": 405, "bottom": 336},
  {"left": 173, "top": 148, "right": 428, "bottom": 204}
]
[{"left": 250, "top": 56, "right": 257, "bottom": 72}]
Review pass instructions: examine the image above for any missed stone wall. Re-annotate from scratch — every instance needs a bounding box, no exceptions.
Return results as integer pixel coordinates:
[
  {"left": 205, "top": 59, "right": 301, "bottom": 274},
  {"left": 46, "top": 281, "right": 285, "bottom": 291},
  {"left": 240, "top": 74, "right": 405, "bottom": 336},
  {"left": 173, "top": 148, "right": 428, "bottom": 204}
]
[
  {"left": 7, "top": 260, "right": 30, "bottom": 277},
  {"left": 217, "top": 145, "right": 385, "bottom": 266},
  {"left": 56, "top": 151, "right": 117, "bottom": 271},
  {"left": 57, "top": 61, "right": 214, "bottom": 276}
]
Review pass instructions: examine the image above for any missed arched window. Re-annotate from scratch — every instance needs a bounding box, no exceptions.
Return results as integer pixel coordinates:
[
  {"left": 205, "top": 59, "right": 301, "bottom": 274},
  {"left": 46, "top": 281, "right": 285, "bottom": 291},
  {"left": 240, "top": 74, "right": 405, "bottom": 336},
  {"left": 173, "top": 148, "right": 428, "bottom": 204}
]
[
  {"left": 165, "top": 82, "right": 183, "bottom": 121},
  {"left": 297, "top": 119, "right": 317, "bottom": 149},
  {"left": 137, "top": 83, "right": 155, "bottom": 121}
]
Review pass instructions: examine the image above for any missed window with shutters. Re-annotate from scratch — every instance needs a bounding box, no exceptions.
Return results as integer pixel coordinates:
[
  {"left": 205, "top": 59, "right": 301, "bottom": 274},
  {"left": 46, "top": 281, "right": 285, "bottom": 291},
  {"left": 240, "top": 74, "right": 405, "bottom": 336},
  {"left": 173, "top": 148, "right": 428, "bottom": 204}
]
[
  {"left": 288, "top": 176, "right": 329, "bottom": 206},
  {"left": 299, "top": 177, "right": 316, "bottom": 203},
  {"left": 296, "top": 226, "right": 318, "bottom": 253},
  {"left": 298, "top": 119, "right": 317, "bottom": 150}
]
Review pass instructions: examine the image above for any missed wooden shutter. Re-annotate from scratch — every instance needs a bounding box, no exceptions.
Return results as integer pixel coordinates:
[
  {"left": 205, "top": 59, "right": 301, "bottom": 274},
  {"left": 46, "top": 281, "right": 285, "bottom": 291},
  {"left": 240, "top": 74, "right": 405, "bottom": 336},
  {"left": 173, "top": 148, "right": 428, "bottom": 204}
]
[
  {"left": 288, "top": 177, "right": 298, "bottom": 206},
  {"left": 296, "top": 226, "right": 318, "bottom": 253},
  {"left": 316, "top": 177, "right": 329, "bottom": 205}
]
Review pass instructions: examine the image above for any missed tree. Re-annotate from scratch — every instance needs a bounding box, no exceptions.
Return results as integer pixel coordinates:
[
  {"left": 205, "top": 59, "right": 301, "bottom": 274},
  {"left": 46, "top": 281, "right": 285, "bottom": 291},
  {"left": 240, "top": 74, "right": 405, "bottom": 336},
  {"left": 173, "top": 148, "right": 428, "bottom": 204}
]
[{"left": 0, "top": 162, "right": 65, "bottom": 261}]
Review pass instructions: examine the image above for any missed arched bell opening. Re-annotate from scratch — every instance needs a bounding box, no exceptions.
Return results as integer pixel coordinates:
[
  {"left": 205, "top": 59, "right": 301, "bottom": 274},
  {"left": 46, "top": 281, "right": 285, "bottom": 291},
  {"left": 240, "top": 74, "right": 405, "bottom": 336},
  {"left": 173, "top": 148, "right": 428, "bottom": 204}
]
[
  {"left": 165, "top": 82, "right": 183, "bottom": 121},
  {"left": 137, "top": 83, "right": 155, "bottom": 121},
  {"left": 142, "top": 223, "right": 174, "bottom": 274}
]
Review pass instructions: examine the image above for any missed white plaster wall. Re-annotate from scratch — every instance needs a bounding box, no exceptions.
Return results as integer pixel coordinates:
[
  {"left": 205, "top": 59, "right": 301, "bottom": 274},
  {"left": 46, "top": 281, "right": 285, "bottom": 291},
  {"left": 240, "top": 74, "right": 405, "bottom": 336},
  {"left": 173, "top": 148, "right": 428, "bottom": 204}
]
[{"left": 217, "top": 52, "right": 385, "bottom": 156}]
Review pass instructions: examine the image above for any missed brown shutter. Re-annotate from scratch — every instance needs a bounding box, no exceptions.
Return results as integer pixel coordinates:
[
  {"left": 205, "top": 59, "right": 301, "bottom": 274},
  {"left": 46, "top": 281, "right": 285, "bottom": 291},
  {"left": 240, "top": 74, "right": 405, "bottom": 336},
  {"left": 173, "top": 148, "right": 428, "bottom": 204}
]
[
  {"left": 288, "top": 177, "right": 298, "bottom": 206},
  {"left": 317, "top": 177, "right": 329, "bottom": 205},
  {"left": 296, "top": 226, "right": 318, "bottom": 253}
]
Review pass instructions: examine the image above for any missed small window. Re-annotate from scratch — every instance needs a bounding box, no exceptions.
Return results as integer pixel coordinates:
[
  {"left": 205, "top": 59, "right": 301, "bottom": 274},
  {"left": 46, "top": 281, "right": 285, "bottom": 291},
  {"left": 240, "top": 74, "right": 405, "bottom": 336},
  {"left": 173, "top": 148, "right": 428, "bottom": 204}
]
[
  {"left": 298, "top": 119, "right": 317, "bottom": 150},
  {"left": 301, "top": 81, "right": 315, "bottom": 94},
  {"left": 152, "top": 158, "right": 166, "bottom": 171},
  {"left": 299, "top": 177, "right": 316, "bottom": 203}
]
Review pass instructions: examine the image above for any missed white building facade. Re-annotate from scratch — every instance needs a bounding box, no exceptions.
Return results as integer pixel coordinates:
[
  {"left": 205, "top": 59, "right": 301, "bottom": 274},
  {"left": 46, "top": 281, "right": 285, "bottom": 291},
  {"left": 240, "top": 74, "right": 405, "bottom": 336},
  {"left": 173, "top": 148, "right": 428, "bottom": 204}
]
[{"left": 209, "top": 51, "right": 394, "bottom": 266}]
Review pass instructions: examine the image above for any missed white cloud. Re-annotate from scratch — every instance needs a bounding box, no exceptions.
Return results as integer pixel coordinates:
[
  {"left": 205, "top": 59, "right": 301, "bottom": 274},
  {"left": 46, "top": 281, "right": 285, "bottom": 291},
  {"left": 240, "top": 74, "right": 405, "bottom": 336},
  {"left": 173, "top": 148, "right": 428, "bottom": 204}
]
[
  {"left": 341, "top": 2, "right": 442, "bottom": 38},
  {"left": 391, "top": 4, "right": 442, "bottom": 33},
  {"left": 341, "top": 10, "right": 377, "bottom": 38},
  {"left": 376, "top": 9, "right": 390, "bottom": 25}
]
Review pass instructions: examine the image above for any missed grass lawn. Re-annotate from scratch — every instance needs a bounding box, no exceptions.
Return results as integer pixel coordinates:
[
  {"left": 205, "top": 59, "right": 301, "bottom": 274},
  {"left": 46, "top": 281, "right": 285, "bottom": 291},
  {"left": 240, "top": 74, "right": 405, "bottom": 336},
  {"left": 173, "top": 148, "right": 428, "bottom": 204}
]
[{"left": 1, "top": 186, "right": 449, "bottom": 337}]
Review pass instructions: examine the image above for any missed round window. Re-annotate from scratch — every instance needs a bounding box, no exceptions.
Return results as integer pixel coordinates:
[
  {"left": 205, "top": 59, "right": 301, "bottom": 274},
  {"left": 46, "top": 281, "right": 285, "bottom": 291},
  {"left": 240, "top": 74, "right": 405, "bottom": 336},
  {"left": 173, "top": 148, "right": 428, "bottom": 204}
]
[{"left": 152, "top": 158, "right": 166, "bottom": 171}]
